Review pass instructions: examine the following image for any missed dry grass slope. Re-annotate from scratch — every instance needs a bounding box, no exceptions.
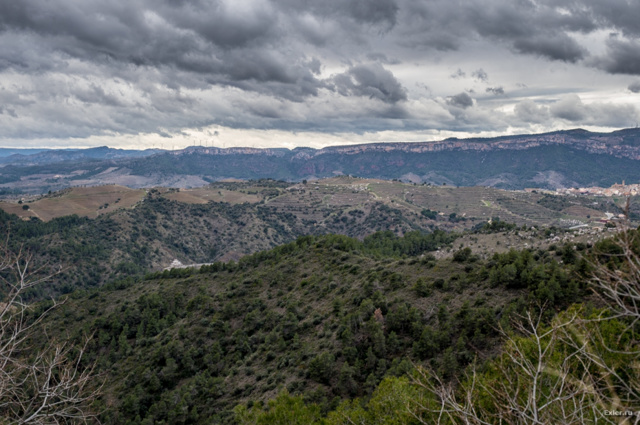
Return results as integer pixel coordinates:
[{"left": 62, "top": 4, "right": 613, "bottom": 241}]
[{"left": 0, "top": 185, "right": 145, "bottom": 221}]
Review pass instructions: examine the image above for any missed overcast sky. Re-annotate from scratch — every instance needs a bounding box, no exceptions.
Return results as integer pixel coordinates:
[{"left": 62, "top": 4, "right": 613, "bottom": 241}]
[{"left": 1, "top": 0, "right": 640, "bottom": 149}]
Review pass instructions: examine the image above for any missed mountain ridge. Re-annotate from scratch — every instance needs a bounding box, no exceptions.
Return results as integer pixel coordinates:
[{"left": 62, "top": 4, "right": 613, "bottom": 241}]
[
  {"left": 0, "top": 146, "right": 162, "bottom": 165},
  {"left": 1, "top": 128, "right": 639, "bottom": 194},
  {"left": 168, "top": 127, "right": 640, "bottom": 160}
]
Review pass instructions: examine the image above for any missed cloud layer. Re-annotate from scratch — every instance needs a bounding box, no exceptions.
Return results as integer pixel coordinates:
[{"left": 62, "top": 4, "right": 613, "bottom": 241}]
[{"left": 0, "top": 0, "right": 640, "bottom": 147}]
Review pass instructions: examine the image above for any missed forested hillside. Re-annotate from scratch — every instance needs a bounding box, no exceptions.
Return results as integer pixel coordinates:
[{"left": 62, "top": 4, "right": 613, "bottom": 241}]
[
  {"left": 235, "top": 229, "right": 640, "bottom": 425},
  {"left": 30, "top": 229, "right": 602, "bottom": 424}
]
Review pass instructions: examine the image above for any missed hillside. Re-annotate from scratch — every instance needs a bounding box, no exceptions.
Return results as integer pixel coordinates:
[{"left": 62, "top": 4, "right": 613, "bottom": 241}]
[
  {"left": 0, "top": 179, "right": 625, "bottom": 297},
  {"left": 1, "top": 128, "right": 640, "bottom": 194},
  {"left": 37, "top": 230, "right": 590, "bottom": 424},
  {"left": 5, "top": 177, "right": 627, "bottom": 226}
]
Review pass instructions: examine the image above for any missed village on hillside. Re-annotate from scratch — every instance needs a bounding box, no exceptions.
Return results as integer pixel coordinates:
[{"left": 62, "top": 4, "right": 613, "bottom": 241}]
[{"left": 554, "top": 181, "right": 640, "bottom": 197}]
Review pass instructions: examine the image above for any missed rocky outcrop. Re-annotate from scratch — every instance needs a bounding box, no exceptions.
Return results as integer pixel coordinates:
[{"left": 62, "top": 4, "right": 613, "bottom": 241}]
[
  {"left": 175, "top": 129, "right": 640, "bottom": 161},
  {"left": 310, "top": 130, "right": 640, "bottom": 160}
]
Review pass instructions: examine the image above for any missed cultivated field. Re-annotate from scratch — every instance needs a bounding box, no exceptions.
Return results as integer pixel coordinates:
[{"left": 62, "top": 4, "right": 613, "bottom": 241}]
[
  {"left": 0, "top": 185, "right": 145, "bottom": 221},
  {"left": 163, "top": 187, "right": 262, "bottom": 204}
]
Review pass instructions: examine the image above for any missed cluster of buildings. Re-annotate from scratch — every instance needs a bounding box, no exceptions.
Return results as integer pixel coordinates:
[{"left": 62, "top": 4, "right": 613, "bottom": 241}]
[{"left": 555, "top": 181, "right": 640, "bottom": 197}]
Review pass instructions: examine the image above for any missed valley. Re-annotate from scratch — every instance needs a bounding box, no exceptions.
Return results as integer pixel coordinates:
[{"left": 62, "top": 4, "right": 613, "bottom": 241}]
[
  {"left": 31, "top": 231, "right": 594, "bottom": 423},
  {"left": 0, "top": 173, "right": 638, "bottom": 424}
]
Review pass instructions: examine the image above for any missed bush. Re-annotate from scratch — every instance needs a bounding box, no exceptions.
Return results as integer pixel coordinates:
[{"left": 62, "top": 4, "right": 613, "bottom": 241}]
[{"left": 452, "top": 247, "right": 472, "bottom": 263}]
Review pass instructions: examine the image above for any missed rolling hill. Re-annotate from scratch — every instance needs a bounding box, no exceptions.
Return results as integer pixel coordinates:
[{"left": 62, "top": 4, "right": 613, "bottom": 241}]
[{"left": 34, "top": 230, "right": 591, "bottom": 424}]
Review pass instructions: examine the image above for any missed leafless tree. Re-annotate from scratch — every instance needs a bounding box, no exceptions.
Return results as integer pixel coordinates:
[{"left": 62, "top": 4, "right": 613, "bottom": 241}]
[
  {"left": 590, "top": 226, "right": 640, "bottom": 326},
  {"left": 0, "top": 241, "right": 101, "bottom": 424},
  {"left": 408, "top": 224, "right": 640, "bottom": 424},
  {"left": 409, "top": 305, "right": 640, "bottom": 424}
]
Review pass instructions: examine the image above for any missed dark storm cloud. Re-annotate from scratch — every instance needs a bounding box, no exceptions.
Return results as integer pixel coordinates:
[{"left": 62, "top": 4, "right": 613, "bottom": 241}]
[
  {"left": 398, "top": 0, "right": 591, "bottom": 62},
  {"left": 394, "top": 1, "right": 465, "bottom": 51},
  {"left": 366, "top": 53, "right": 400, "bottom": 65},
  {"left": 0, "top": 0, "right": 639, "bottom": 141},
  {"left": 72, "top": 85, "right": 127, "bottom": 108},
  {"left": 0, "top": 0, "right": 318, "bottom": 93},
  {"left": 447, "top": 93, "right": 474, "bottom": 109},
  {"left": 275, "top": 0, "right": 399, "bottom": 29},
  {"left": 0, "top": 1, "right": 634, "bottom": 81},
  {"left": 595, "top": 38, "right": 640, "bottom": 75},
  {"left": 346, "top": 0, "right": 399, "bottom": 28},
  {"left": 0, "top": 2, "right": 334, "bottom": 108},
  {"left": 476, "top": 10, "right": 586, "bottom": 62},
  {"left": 570, "top": 0, "right": 640, "bottom": 37},
  {"left": 629, "top": 81, "right": 640, "bottom": 93},
  {"left": 0, "top": 1, "right": 277, "bottom": 53},
  {"left": 163, "top": 0, "right": 278, "bottom": 48},
  {"left": 512, "top": 33, "right": 586, "bottom": 62},
  {"left": 332, "top": 63, "right": 407, "bottom": 104}
]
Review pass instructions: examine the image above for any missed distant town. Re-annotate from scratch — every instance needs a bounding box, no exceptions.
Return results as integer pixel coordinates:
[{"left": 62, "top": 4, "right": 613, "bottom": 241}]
[
  {"left": 556, "top": 181, "right": 640, "bottom": 197},
  {"left": 526, "top": 181, "right": 640, "bottom": 197}
]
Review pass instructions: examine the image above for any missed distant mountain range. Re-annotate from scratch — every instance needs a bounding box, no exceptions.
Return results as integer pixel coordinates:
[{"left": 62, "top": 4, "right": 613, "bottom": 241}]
[
  {"left": 0, "top": 146, "right": 161, "bottom": 165},
  {"left": 0, "top": 148, "right": 49, "bottom": 158},
  {"left": 1, "top": 128, "right": 639, "bottom": 194}
]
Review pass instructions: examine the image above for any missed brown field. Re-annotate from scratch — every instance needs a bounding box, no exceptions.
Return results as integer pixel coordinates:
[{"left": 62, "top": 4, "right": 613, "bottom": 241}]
[
  {"left": 561, "top": 205, "right": 607, "bottom": 219},
  {"left": 260, "top": 178, "right": 618, "bottom": 231},
  {"left": 163, "top": 187, "right": 262, "bottom": 204},
  {"left": 0, "top": 185, "right": 145, "bottom": 221}
]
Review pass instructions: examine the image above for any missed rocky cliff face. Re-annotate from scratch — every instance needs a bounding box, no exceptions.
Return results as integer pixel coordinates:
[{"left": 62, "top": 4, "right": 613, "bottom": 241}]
[
  {"left": 178, "top": 147, "right": 290, "bottom": 157},
  {"left": 173, "top": 128, "right": 640, "bottom": 161},
  {"left": 310, "top": 129, "right": 640, "bottom": 160}
]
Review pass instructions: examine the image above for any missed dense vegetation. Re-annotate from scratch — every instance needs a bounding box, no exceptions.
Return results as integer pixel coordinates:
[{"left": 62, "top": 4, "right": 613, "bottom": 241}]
[
  {"left": 233, "top": 229, "right": 640, "bottom": 424},
  {"left": 30, "top": 226, "right": 602, "bottom": 424}
]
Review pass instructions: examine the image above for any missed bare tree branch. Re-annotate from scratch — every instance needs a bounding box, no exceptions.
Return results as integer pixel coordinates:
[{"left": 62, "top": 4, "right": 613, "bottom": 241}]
[
  {"left": 0, "top": 240, "right": 101, "bottom": 424},
  {"left": 409, "top": 223, "right": 640, "bottom": 424}
]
